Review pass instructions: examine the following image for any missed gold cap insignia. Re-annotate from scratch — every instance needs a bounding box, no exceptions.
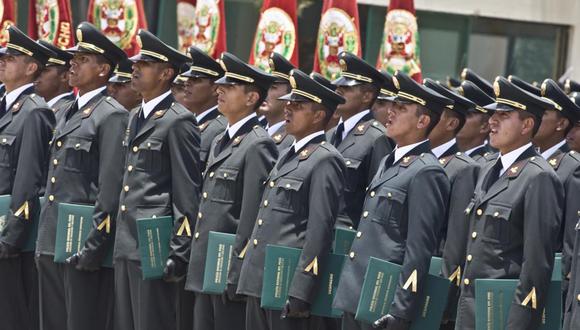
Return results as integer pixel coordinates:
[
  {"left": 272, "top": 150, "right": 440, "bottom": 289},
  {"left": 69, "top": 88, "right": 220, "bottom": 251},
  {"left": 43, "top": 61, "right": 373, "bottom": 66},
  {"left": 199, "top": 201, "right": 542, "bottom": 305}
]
[
  {"left": 457, "top": 86, "right": 464, "bottom": 95},
  {"left": 136, "top": 35, "right": 142, "bottom": 48},
  {"left": 218, "top": 56, "right": 227, "bottom": 72},
  {"left": 565, "top": 79, "right": 571, "bottom": 94},
  {"left": 493, "top": 80, "right": 501, "bottom": 97},
  {"left": 541, "top": 81, "right": 547, "bottom": 97},
  {"left": 339, "top": 58, "right": 347, "bottom": 72},
  {"left": 392, "top": 76, "right": 400, "bottom": 90},
  {"left": 289, "top": 74, "right": 297, "bottom": 89},
  {"left": 76, "top": 28, "right": 82, "bottom": 42},
  {"left": 268, "top": 58, "right": 275, "bottom": 71},
  {"left": 461, "top": 68, "right": 467, "bottom": 80}
]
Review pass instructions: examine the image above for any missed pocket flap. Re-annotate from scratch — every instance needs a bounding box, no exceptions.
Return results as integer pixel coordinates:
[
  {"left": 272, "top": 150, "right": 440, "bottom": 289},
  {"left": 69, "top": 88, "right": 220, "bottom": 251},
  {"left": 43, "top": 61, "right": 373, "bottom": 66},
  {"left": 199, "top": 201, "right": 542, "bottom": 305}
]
[
  {"left": 277, "top": 178, "right": 304, "bottom": 191},
  {"left": 0, "top": 134, "right": 16, "bottom": 146},
  {"left": 377, "top": 186, "right": 407, "bottom": 203},
  {"left": 139, "top": 138, "right": 163, "bottom": 151},
  {"left": 344, "top": 158, "right": 362, "bottom": 169},
  {"left": 64, "top": 136, "right": 93, "bottom": 152},
  {"left": 484, "top": 203, "right": 512, "bottom": 220},
  {"left": 215, "top": 167, "right": 239, "bottom": 181}
]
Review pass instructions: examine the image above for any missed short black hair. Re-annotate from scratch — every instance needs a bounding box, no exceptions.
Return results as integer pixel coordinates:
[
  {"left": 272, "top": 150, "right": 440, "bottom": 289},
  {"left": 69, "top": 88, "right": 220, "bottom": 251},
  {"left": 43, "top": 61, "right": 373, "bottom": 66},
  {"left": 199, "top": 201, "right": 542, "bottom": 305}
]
[
  {"left": 415, "top": 104, "right": 441, "bottom": 136},
  {"left": 243, "top": 84, "right": 268, "bottom": 111}
]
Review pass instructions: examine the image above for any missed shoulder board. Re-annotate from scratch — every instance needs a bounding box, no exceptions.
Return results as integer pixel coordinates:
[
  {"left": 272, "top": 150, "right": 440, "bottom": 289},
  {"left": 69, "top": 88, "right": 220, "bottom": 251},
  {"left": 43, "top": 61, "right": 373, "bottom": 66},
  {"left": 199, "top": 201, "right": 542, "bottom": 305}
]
[
  {"left": 354, "top": 120, "right": 382, "bottom": 135},
  {"left": 400, "top": 154, "right": 421, "bottom": 167},
  {"left": 299, "top": 142, "right": 323, "bottom": 160},
  {"left": 272, "top": 127, "right": 289, "bottom": 144},
  {"left": 547, "top": 152, "right": 567, "bottom": 170}
]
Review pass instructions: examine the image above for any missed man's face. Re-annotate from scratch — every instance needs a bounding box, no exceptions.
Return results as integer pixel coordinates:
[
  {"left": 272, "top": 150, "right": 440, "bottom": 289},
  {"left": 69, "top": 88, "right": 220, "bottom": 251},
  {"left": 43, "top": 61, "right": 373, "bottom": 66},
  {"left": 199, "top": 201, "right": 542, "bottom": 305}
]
[
  {"left": 69, "top": 53, "right": 105, "bottom": 89},
  {"left": 457, "top": 112, "right": 488, "bottom": 141},
  {"left": 217, "top": 84, "right": 250, "bottom": 116},
  {"left": 566, "top": 123, "right": 580, "bottom": 152},
  {"left": 335, "top": 85, "right": 365, "bottom": 117},
  {"left": 489, "top": 110, "right": 530, "bottom": 152},
  {"left": 107, "top": 82, "right": 141, "bottom": 110},
  {"left": 371, "top": 99, "right": 394, "bottom": 127},
  {"left": 0, "top": 54, "right": 31, "bottom": 85},
  {"left": 533, "top": 109, "right": 562, "bottom": 144},
  {"left": 386, "top": 102, "right": 421, "bottom": 143},
  {"left": 259, "top": 82, "right": 289, "bottom": 120},
  {"left": 35, "top": 66, "right": 66, "bottom": 99},
  {"left": 131, "top": 61, "right": 168, "bottom": 93},
  {"left": 182, "top": 77, "right": 215, "bottom": 109},
  {"left": 284, "top": 101, "right": 319, "bottom": 138}
]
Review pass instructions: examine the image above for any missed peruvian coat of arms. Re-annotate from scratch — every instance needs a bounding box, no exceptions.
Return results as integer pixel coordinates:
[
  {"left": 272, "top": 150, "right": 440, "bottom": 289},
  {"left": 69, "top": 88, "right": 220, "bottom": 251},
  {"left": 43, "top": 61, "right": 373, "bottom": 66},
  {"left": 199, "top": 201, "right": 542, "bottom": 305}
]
[
  {"left": 190, "top": 0, "right": 221, "bottom": 56},
  {"left": 35, "top": 0, "right": 59, "bottom": 44},
  {"left": 251, "top": 7, "right": 296, "bottom": 71},
  {"left": 378, "top": 9, "right": 421, "bottom": 79},
  {"left": 0, "top": 2, "right": 15, "bottom": 47},
  {"left": 92, "top": 0, "right": 138, "bottom": 51}
]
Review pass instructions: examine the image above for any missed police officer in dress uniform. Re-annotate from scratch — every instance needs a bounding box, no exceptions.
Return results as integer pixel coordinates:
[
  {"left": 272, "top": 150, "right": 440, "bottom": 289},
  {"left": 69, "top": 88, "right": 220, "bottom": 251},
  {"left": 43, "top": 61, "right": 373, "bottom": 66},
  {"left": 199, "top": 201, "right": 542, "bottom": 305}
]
[
  {"left": 535, "top": 79, "right": 580, "bottom": 310},
  {"left": 180, "top": 45, "right": 227, "bottom": 171},
  {"left": 107, "top": 58, "right": 142, "bottom": 111},
  {"left": 34, "top": 40, "right": 75, "bottom": 122},
  {"left": 111, "top": 29, "right": 201, "bottom": 330},
  {"left": 259, "top": 52, "right": 295, "bottom": 151},
  {"left": 0, "top": 26, "right": 56, "bottom": 330},
  {"left": 35, "top": 22, "right": 127, "bottom": 330},
  {"left": 455, "top": 80, "right": 495, "bottom": 162},
  {"left": 333, "top": 71, "right": 452, "bottom": 330},
  {"left": 328, "top": 52, "right": 393, "bottom": 229},
  {"left": 568, "top": 93, "right": 580, "bottom": 153},
  {"left": 237, "top": 68, "right": 346, "bottom": 330},
  {"left": 184, "top": 52, "right": 278, "bottom": 330},
  {"left": 461, "top": 68, "right": 495, "bottom": 98},
  {"left": 454, "top": 77, "right": 564, "bottom": 330}
]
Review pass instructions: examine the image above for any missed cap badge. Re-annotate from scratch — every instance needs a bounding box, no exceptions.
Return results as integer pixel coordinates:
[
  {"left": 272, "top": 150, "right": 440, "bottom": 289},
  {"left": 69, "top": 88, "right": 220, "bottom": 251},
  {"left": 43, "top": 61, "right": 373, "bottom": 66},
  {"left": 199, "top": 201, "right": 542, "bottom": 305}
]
[
  {"left": 289, "top": 75, "right": 297, "bottom": 89},
  {"left": 76, "top": 29, "right": 82, "bottom": 42},
  {"left": 493, "top": 81, "right": 500, "bottom": 97},
  {"left": 541, "top": 81, "right": 547, "bottom": 97},
  {"left": 392, "top": 76, "right": 400, "bottom": 90},
  {"left": 339, "top": 58, "right": 347, "bottom": 72}
]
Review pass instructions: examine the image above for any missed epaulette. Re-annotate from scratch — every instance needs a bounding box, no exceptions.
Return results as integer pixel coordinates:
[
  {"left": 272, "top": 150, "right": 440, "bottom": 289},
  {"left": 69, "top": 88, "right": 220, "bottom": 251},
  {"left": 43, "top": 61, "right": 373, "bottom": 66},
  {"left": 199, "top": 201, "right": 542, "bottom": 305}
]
[
  {"left": 547, "top": 152, "right": 567, "bottom": 170},
  {"left": 299, "top": 142, "right": 323, "bottom": 160},
  {"left": 507, "top": 157, "right": 533, "bottom": 178},
  {"left": 400, "top": 154, "right": 421, "bottom": 167},
  {"left": 354, "top": 120, "right": 382, "bottom": 135}
]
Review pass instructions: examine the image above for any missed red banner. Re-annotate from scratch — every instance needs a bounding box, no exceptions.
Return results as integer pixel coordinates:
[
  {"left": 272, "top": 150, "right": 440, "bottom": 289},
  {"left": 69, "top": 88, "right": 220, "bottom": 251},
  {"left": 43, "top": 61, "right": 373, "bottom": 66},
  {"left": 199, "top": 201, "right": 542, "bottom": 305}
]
[
  {"left": 87, "top": 0, "right": 147, "bottom": 56},
  {"left": 377, "top": 0, "right": 421, "bottom": 82},
  {"left": 28, "top": 0, "right": 75, "bottom": 49},
  {"left": 249, "top": 0, "right": 298, "bottom": 71},
  {"left": 0, "top": 0, "right": 17, "bottom": 46},
  {"left": 313, "top": 0, "right": 361, "bottom": 80},
  {"left": 180, "top": 0, "right": 227, "bottom": 59}
]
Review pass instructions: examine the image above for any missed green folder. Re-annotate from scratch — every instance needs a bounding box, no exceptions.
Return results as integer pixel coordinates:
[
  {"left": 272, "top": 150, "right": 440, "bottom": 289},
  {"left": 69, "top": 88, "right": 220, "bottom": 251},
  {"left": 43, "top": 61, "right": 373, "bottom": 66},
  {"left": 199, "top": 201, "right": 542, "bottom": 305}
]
[
  {"left": 354, "top": 257, "right": 450, "bottom": 329},
  {"left": 333, "top": 227, "right": 356, "bottom": 255},
  {"left": 202, "top": 231, "right": 236, "bottom": 294},
  {"left": 136, "top": 216, "right": 173, "bottom": 280},
  {"left": 54, "top": 202, "right": 113, "bottom": 267},
  {"left": 0, "top": 195, "right": 43, "bottom": 252},
  {"left": 261, "top": 245, "right": 346, "bottom": 318},
  {"left": 474, "top": 256, "right": 562, "bottom": 330},
  {"left": 429, "top": 257, "right": 442, "bottom": 276}
]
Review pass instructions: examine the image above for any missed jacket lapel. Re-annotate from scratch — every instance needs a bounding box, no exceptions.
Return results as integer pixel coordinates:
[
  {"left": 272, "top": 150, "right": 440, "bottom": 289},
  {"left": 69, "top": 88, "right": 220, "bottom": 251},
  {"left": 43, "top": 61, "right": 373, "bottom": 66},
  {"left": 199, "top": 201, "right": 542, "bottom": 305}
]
[
  {"left": 132, "top": 94, "right": 175, "bottom": 143},
  {"left": 206, "top": 116, "right": 259, "bottom": 170},
  {"left": 55, "top": 90, "right": 105, "bottom": 140},
  {"left": 337, "top": 111, "right": 374, "bottom": 152},
  {"left": 369, "top": 140, "right": 430, "bottom": 190},
  {"left": 0, "top": 86, "right": 34, "bottom": 130}
]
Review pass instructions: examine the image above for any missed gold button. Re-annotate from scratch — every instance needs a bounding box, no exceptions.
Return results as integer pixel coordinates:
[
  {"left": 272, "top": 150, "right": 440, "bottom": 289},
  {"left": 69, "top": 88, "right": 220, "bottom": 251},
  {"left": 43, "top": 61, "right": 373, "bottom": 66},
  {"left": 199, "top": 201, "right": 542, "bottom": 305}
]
[
  {"left": 263, "top": 200, "right": 268, "bottom": 207},
  {"left": 493, "top": 211, "right": 499, "bottom": 217},
  {"left": 75, "top": 143, "right": 81, "bottom": 149},
  {"left": 467, "top": 255, "right": 473, "bottom": 262},
  {"left": 531, "top": 157, "right": 536, "bottom": 161},
  {"left": 577, "top": 294, "right": 580, "bottom": 302},
  {"left": 124, "top": 185, "right": 129, "bottom": 192},
  {"left": 269, "top": 181, "right": 275, "bottom": 188},
  {"left": 253, "top": 239, "right": 258, "bottom": 246},
  {"left": 51, "top": 177, "right": 56, "bottom": 183},
  {"left": 1, "top": 138, "right": 6, "bottom": 143},
  {"left": 464, "top": 278, "right": 470, "bottom": 285},
  {"left": 349, "top": 251, "right": 355, "bottom": 259},
  {"left": 132, "top": 146, "right": 138, "bottom": 153},
  {"left": 147, "top": 142, "right": 151, "bottom": 148},
  {"left": 346, "top": 160, "right": 351, "bottom": 165},
  {"left": 356, "top": 231, "right": 362, "bottom": 238},
  {"left": 471, "top": 232, "right": 477, "bottom": 239},
  {"left": 198, "top": 212, "right": 203, "bottom": 219},
  {"left": 387, "top": 192, "right": 392, "bottom": 198},
  {"left": 476, "top": 209, "right": 483, "bottom": 216},
  {"left": 203, "top": 192, "right": 208, "bottom": 199},
  {"left": 195, "top": 232, "right": 200, "bottom": 239},
  {"left": 53, "top": 159, "right": 58, "bottom": 165},
  {"left": 209, "top": 172, "right": 215, "bottom": 178},
  {"left": 370, "top": 191, "right": 375, "bottom": 197},
  {"left": 285, "top": 184, "right": 291, "bottom": 188},
  {"left": 48, "top": 195, "right": 54, "bottom": 202},
  {"left": 258, "top": 219, "right": 263, "bottom": 226},
  {"left": 121, "top": 205, "right": 126, "bottom": 211},
  {"left": 223, "top": 173, "right": 228, "bottom": 178},
  {"left": 56, "top": 141, "right": 62, "bottom": 147},
  {"left": 363, "top": 211, "right": 369, "bottom": 218},
  {"left": 127, "top": 165, "right": 133, "bottom": 172}
]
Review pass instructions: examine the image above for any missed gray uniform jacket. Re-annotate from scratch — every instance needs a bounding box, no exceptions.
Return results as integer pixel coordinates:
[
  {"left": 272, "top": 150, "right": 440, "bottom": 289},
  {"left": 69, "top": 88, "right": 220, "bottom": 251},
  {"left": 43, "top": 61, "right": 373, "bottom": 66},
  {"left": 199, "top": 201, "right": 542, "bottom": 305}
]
[
  {"left": 455, "top": 146, "right": 563, "bottom": 330},
  {"left": 198, "top": 106, "right": 226, "bottom": 171},
  {"left": 113, "top": 94, "right": 201, "bottom": 265},
  {"left": 185, "top": 116, "right": 278, "bottom": 293},
  {"left": 270, "top": 122, "right": 294, "bottom": 152},
  {"left": 0, "top": 87, "right": 55, "bottom": 249},
  {"left": 37, "top": 90, "right": 128, "bottom": 267},
  {"left": 326, "top": 112, "right": 393, "bottom": 229},
  {"left": 333, "top": 141, "right": 450, "bottom": 321},
  {"left": 51, "top": 93, "right": 76, "bottom": 124}
]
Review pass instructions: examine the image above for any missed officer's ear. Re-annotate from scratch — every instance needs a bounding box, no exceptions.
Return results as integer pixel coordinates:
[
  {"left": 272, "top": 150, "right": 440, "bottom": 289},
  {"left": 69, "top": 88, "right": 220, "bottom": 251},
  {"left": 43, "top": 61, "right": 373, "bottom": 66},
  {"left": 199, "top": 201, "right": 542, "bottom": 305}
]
[
  {"left": 416, "top": 112, "right": 431, "bottom": 130},
  {"left": 520, "top": 115, "right": 536, "bottom": 136},
  {"left": 160, "top": 66, "right": 176, "bottom": 83},
  {"left": 556, "top": 116, "right": 570, "bottom": 133}
]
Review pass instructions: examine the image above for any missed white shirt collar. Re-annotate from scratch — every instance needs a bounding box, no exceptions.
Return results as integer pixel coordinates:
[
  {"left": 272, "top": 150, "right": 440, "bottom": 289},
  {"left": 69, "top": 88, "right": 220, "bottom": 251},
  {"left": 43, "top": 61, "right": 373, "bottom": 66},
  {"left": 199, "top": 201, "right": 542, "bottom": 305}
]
[
  {"left": 267, "top": 120, "right": 285, "bottom": 136},
  {"left": 292, "top": 131, "right": 325, "bottom": 152},
  {"left": 465, "top": 141, "right": 487, "bottom": 156},
  {"left": 77, "top": 86, "right": 106, "bottom": 109},
  {"left": 540, "top": 140, "right": 567, "bottom": 160},
  {"left": 196, "top": 105, "right": 218, "bottom": 123},
  {"left": 47, "top": 91, "right": 74, "bottom": 107},
  {"left": 431, "top": 138, "right": 457, "bottom": 158},
  {"left": 5, "top": 83, "right": 34, "bottom": 109},
  {"left": 339, "top": 109, "right": 370, "bottom": 140},
  {"left": 226, "top": 112, "right": 257, "bottom": 138},
  {"left": 141, "top": 90, "right": 172, "bottom": 119},
  {"left": 393, "top": 139, "right": 429, "bottom": 164},
  {"left": 498, "top": 142, "right": 533, "bottom": 176}
]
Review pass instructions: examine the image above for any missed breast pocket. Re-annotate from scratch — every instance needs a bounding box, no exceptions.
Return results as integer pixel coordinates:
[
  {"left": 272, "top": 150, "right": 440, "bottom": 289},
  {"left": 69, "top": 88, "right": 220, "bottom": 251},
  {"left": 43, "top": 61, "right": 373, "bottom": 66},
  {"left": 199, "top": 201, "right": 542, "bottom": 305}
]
[
  {"left": 482, "top": 203, "right": 512, "bottom": 243},
  {"left": 210, "top": 168, "right": 239, "bottom": 204},
  {"left": 272, "top": 177, "right": 304, "bottom": 214},
  {"left": 135, "top": 138, "right": 164, "bottom": 172},
  {"left": 63, "top": 136, "right": 94, "bottom": 173},
  {"left": 371, "top": 186, "right": 407, "bottom": 225},
  {"left": 0, "top": 134, "right": 16, "bottom": 168}
]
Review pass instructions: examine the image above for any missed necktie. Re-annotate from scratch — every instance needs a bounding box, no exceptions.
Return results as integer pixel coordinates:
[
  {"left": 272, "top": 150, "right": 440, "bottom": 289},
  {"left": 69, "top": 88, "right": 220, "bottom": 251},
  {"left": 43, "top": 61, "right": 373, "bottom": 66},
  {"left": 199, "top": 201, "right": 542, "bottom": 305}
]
[
  {"left": 65, "top": 100, "right": 79, "bottom": 122},
  {"left": 484, "top": 158, "right": 503, "bottom": 191},
  {"left": 215, "top": 132, "right": 231, "bottom": 155},
  {"left": 0, "top": 96, "right": 6, "bottom": 119},
  {"left": 135, "top": 109, "right": 146, "bottom": 134},
  {"left": 332, "top": 122, "right": 345, "bottom": 147},
  {"left": 277, "top": 147, "right": 296, "bottom": 170}
]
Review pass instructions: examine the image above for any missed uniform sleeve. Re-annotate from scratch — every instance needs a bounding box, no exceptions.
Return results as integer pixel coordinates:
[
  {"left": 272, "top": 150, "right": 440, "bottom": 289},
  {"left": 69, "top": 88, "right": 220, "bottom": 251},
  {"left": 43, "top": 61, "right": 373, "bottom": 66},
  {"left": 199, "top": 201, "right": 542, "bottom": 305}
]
[
  {"left": 167, "top": 114, "right": 202, "bottom": 264},
  {"left": 0, "top": 107, "right": 55, "bottom": 248},
  {"left": 506, "top": 171, "right": 563, "bottom": 329},
  {"left": 227, "top": 138, "right": 277, "bottom": 287},
  {"left": 81, "top": 109, "right": 128, "bottom": 263},
  {"left": 288, "top": 155, "right": 346, "bottom": 303},
  {"left": 562, "top": 165, "right": 580, "bottom": 279},
  {"left": 389, "top": 166, "right": 450, "bottom": 320},
  {"left": 366, "top": 134, "right": 393, "bottom": 185}
]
